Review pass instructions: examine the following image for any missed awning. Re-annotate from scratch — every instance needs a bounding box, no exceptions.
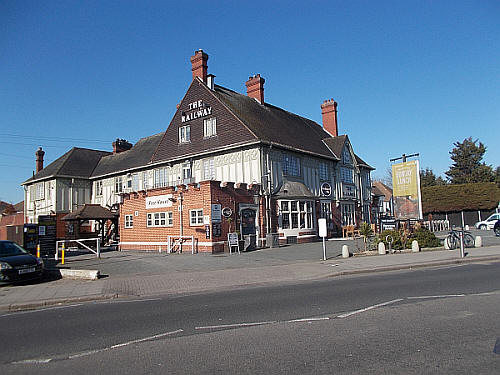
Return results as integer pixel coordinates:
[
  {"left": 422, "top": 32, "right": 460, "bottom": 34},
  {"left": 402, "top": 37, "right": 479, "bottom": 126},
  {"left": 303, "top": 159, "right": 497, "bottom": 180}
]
[{"left": 273, "top": 178, "right": 315, "bottom": 199}]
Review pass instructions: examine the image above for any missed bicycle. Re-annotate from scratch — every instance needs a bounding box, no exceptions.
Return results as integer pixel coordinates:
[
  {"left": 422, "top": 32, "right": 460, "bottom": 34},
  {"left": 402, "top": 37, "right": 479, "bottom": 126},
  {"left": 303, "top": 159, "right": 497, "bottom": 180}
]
[{"left": 445, "top": 228, "right": 475, "bottom": 250}]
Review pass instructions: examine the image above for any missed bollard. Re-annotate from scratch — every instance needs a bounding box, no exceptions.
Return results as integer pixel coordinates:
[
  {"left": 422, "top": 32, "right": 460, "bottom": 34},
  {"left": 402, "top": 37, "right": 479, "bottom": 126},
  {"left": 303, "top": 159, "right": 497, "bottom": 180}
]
[
  {"left": 475, "top": 236, "right": 482, "bottom": 248},
  {"left": 36, "top": 244, "right": 40, "bottom": 258},
  {"left": 411, "top": 240, "right": 420, "bottom": 252},
  {"left": 444, "top": 237, "right": 450, "bottom": 250},
  {"left": 342, "top": 244, "right": 349, "bottom": 258},
  {"left": 61, "top": 243, "right": 65, "bottom": 265},
  {"left": 378, "top": 242, "right": 386, "bottom": 255}
]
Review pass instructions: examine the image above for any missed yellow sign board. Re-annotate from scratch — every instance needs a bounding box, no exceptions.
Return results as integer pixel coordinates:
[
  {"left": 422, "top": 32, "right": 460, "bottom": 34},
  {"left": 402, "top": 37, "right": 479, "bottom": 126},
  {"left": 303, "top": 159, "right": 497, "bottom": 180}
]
[{"left": 392, "top": 160, "right": 418, "bottom": 197}]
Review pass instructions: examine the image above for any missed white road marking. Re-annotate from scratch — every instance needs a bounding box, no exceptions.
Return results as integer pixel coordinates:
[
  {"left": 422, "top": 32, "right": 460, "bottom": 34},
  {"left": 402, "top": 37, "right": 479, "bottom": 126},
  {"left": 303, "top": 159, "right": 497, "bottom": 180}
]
[
  {"left": 407, "top": 294, "right": 466, "bottom": 299},
  {"left": 102, "top": 297, "right": 162, "bottom": 304},
  {"left": 11, "top": 329, "right": 184, "bottom": 365},
  {"left": 337, "top": 299, "right": 404, "bottom": 318},
  {"left": 288, "top": 317, "right": 330, "bottom": 323},
  {"left": 195, "top": 321, "right": 276, "bottom": 330},
  {"left": 13, "top": 358, "right": 53, "bottom": 364},
  {"left": 110, "top": 329, "right": 183, "bottom": 348},
  {"left": 0, "top": 304, "right": 84, "bottom": 318}
]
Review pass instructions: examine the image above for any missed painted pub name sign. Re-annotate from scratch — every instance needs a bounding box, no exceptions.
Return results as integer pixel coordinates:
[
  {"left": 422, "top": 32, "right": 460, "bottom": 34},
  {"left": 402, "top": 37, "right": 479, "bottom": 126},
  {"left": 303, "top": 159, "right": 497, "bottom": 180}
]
[{"left": 181, "top": 100, "right": 212, "bottom": 123}]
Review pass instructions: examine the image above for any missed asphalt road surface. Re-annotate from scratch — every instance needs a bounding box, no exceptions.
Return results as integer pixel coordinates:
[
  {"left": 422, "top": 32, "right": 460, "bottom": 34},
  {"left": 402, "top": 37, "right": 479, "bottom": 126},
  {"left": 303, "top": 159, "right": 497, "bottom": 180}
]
[{"left": 1, "top": 261, "right": 499, "bottom": 374}]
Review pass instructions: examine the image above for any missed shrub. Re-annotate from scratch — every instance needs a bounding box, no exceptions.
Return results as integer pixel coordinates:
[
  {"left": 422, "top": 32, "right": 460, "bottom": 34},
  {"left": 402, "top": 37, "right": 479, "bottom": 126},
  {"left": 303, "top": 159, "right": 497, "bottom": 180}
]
[{"left": 413, "top": 227, "right": 441, "bottom": 248}]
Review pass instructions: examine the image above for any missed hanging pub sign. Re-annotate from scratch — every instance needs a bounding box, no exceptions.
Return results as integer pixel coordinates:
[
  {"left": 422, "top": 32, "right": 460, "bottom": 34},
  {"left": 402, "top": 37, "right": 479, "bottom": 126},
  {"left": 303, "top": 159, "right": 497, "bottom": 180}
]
[
  {"left": 321, "top": 182, "right": 332, "bottom": 197},
  {"left": 392, "top": 160, "right": 423, "bottom": 220}
]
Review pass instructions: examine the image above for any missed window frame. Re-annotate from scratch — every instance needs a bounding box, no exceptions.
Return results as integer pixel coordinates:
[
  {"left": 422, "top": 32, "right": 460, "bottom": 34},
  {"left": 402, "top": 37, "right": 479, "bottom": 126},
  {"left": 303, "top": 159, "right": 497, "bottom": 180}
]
[
  {"left": 203, "top": 117, "right": 217, "bottom": 138},
  {"left": 189, "top": 209, "right": 204, "bottom": 226},
  {"left": 179, "top": 125, "right": 191, "bottom": 143},
  {"left": 146, "top": 212, "right": 173, "bottom": 227},
  {"left": 124, "top": 214, "right": 133, "bottom": 228}
]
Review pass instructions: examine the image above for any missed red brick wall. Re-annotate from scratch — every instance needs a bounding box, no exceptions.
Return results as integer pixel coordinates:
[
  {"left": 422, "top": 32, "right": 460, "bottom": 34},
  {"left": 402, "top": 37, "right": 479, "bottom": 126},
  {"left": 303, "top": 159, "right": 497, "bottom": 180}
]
[{"left": 119, "top": 180, "right": 260, "bottom": 253}]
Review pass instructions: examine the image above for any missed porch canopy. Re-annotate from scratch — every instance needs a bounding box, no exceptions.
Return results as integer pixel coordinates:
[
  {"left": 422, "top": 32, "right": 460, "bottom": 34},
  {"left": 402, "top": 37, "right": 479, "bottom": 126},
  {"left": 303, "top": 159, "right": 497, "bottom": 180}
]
[{"left": 62, "top": 204, "right": 117, "bottom": 242}]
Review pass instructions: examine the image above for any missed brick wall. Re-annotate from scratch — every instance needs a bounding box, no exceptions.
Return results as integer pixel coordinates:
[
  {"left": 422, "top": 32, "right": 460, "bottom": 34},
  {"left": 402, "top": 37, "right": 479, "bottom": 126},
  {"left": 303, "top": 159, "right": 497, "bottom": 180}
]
[{"left": 119, "top": 180, "right": 261, "bottom": 253}]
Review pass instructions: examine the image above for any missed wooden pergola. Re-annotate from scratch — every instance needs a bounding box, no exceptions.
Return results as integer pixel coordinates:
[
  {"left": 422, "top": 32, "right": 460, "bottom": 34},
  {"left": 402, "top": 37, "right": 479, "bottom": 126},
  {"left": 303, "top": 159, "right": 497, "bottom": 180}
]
[{"left": 62, "top": 204, "right": 118, "bottom": 243}]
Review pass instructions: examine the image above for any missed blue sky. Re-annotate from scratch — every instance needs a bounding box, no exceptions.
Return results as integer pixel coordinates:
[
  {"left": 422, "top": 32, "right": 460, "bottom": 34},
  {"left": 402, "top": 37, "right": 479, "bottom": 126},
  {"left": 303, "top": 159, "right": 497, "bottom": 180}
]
[{"left": 1, "top": 0, "right": 499, "bottom": 203}]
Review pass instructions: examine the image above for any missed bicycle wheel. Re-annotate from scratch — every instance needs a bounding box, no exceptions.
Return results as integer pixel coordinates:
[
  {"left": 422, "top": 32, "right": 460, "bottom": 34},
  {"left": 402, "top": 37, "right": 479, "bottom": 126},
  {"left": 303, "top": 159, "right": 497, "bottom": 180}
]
[
  {"left": 445, "top": 235, "right": 457, "bottom": 250},
  {"left": 464, "top": 233, "right": 475, "bottom": 248}
]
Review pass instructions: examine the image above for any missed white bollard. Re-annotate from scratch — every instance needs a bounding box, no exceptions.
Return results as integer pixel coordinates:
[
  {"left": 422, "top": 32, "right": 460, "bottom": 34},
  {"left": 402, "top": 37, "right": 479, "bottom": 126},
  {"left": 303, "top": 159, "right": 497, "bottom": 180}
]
[
  {"left": 342, "top": 244, "right": 350, "bottom": 258},
  {"left": 444, "top": 237, "right": 450, "bottom": 250},
  {"left": 411, "top": 240, "right": 420, "bottom": 252},
  {"left": 465, "top": 225, "right": 470, "bottom": 230},
  {"left": 378, "top": 242, "right": 386, "bottom": 255},
  {"left": 475, "top": 236, "right": 482, "bottom": 248}
]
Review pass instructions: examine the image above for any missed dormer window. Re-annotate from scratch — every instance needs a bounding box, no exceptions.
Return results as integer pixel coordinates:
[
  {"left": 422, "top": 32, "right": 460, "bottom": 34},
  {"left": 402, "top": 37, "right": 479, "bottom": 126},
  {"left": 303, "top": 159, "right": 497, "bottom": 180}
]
[
  {"left": 203, "top": 117, "right": 217, "bottom": 137},
  {"left": 179, "top": 125, "right": 191, "bottom": 143}
]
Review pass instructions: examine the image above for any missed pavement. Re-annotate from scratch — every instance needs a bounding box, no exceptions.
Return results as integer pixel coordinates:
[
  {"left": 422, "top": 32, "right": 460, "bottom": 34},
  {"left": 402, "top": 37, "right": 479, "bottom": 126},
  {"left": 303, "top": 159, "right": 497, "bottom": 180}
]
[{"left": 1, "top": 229, "right": 500, "bottom": 312}]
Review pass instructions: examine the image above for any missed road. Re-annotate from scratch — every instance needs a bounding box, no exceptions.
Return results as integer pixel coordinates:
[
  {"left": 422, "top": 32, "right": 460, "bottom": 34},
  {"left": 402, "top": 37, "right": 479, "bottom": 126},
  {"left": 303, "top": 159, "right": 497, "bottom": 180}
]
[{"left": 1, "top": 261, "right": 499, "bottom": 374}]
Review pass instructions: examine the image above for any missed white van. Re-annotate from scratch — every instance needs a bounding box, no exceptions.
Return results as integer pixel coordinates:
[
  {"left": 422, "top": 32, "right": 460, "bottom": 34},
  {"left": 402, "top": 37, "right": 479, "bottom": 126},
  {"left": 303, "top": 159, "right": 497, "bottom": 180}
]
[{"left": 475, "top": 213, "right": 500, "bottom": 230}]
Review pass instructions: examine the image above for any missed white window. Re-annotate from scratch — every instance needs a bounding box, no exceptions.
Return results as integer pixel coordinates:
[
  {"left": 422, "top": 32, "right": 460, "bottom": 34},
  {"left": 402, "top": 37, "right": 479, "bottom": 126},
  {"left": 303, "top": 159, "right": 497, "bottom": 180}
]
[
  {"left": 182, "top": 162, "right": 191, "bottom": 182},
  {"left": 319, "top": 162, "right": 329, "bottom": 181},
  {"left": 280, "top": 200, "right": 313, "bottom": 230},
  {"left": 143, "top": 171, "right": 149, "bottom": 190},
  {"left": 114, "top": 176, "right": 123, "bottom": 193},
  {"left": 179, "top": 125, "right": 191, "bottom": 143},
  {"left": 132, "top": 173, "right": 139, "bottom": 191},
  {"left": 189, "top": 209, "right": 204, "bottom": 226},
  {"left": 124, "top": 214, "right": 133, "bottom": 228},
  {"left": 203, "top": 159, "right": 215, "bottom": 180},
  {"left": 154, "top": 167, "right": 169, "bottom": 188},
  {"left": 342, "top": 147, "right": 352, "bottom": 165},
  {"left": 341, "top": 167, "right": 353, "bottom": 184},
  {"left": 203, "top": 117, "right": 217, "bottom": 138},
  {"left": 147, "top": 212, "right": 173, "bottom": 227},
  {"left": 35, "top": 182, "right": 45, "bottom": 200},
  {"left": 127, "top": 175, "right": 132, "bottom": 189},
  {"left": 282, "top": 154, "right": 300, "bottom": 176},
  {"left": 95, "top": 180, "right": 103, "bottom": 196}
]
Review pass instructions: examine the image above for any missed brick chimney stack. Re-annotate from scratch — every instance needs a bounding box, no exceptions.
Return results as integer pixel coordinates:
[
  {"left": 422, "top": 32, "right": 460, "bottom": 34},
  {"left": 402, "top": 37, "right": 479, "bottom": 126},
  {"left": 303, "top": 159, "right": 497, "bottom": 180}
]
[
  {"left": 35, "top": 147, "right": 45, "bottom": 173},
  {"left": 190, "top": 49, "right": 208, "bottom": 83},
  {"left": 321, "top": 99, "right": 338, "bottom": 137},
  {"left": 245, "top": 74, "right": 265, "bottom": 104},
  {"left": 112, "top": 139, "right": 133, "bottom": 154}
]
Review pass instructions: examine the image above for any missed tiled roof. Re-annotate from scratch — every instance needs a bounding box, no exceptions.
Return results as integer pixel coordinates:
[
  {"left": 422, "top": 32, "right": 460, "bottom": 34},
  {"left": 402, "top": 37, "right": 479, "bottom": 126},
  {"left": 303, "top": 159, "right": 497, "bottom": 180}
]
[
  {"left": 22, "top": 148, "right": 111, "bottom": 184},
  {"left": 62, "top": 204, "right": 116, "bottom": 221},
  {"left": 372, "top": 181, "right": 393, "bottom": 201},
  {"left": 92, "top": 132, "right": 164, "bottom": 178},
  {"left": 213, "top": 85, "right": 337, "bottom": 159}
]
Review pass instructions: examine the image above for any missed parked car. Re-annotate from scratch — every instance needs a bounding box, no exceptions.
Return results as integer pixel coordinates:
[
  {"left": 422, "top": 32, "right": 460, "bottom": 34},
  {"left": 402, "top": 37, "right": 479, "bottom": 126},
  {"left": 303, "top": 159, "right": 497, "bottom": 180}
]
[
  {"left": 0, "top": 241, "right": 44, "bottom": 285},
  {"left": 475, "top": 213, "right": 500, "bottom": 230},
  {"left": 494, "top": 220, "right": 500, "bottom": 237}
]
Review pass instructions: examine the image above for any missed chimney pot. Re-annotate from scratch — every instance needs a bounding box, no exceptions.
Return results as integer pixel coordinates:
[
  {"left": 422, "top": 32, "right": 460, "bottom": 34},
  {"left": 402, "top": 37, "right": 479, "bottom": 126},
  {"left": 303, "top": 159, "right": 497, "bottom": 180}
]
[
  {"left": 245, "top": 74, "right": 265, "bottom": 104},
  {"left": 321, "top": 99, "right": 338, "bottom": 137}
]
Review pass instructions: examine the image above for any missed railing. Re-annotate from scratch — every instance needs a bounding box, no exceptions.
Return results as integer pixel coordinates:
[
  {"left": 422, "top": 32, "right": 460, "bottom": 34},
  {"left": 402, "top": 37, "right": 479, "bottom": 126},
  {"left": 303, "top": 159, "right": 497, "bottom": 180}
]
[
  {"left": 423, "top": 220, "right": 450, "bottom": 232},
  {"left": 55, "top": 237, "right": 101, "bottom": 260},
  {"left": 167, "top": 235, "right": 197, "bottom": 254}
]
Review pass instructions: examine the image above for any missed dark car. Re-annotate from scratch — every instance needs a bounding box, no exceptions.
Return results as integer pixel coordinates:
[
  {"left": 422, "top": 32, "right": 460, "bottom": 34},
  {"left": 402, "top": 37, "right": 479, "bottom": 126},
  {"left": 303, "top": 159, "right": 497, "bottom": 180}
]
[
  {"left": 494, "top": 220, "right": 500, "bottom": 237},
  {"left": 0, "top": 240, "right": 44, "bottom": 285}
]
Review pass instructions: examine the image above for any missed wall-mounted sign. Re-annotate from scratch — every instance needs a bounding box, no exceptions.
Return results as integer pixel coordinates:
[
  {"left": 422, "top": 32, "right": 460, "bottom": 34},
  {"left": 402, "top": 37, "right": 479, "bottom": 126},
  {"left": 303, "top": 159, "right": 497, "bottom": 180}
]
[
  {"left": 146, "top": 194, "right": 173, "bottom": 209},
  {"left": 181, "top": 100, "right": 212, "bottom": 122},
  {"left": 211, "top": 204, "right": 222, "bottom": 223},
  {"left": 321, "top": 182, "right": 332, "bottom": 197},
  {"left": 203, "top": 215, "right": 210, "bottom": 225},
  {"left": 222, "top": 207, "right": 233, "bottom": 218}
]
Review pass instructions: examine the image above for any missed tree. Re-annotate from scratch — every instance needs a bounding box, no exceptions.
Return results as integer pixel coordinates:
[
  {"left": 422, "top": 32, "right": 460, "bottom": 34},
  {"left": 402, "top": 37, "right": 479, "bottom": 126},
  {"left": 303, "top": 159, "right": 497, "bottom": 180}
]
[
  {"left": 445, "top": 137, "right": 494, "bottom": 184},
  {"left": 420, "top": 168, "right": 446, "bottom": 187},
  {"left": 495, "top": 166, "right": 500, "bottom": 188}
]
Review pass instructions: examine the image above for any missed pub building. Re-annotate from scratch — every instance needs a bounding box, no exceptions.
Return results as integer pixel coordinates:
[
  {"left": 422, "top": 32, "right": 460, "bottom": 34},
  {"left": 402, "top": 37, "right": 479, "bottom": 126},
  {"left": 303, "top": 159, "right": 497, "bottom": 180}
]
[{"left": 23, "top": 50, "right": 373, "bottom": 253}]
